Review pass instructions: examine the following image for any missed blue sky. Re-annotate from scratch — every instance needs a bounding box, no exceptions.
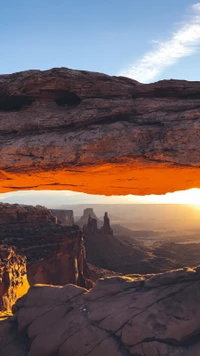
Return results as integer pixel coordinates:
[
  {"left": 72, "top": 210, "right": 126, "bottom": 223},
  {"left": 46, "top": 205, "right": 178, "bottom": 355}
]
[
  {"left": 1, "top": 1, "right": 200, "bottom": 205},
  {"left": 1, "top": 0, "right": 200, "bottom": 82}
]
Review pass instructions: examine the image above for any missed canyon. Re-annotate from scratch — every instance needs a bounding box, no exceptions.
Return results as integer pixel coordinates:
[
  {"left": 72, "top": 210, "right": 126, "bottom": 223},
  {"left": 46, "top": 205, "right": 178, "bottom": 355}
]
[
  {"left": 0, "top": 203, "right": 93, "bottom": 312},
  {"left": 51, "top": 209, "right": 75, "bottom": 226},
  {"left": 1, "top": 67, "right": 200, "bottom": 355},
  {"left": 82, "top": 210, "right": 153, "bottom": 274}
]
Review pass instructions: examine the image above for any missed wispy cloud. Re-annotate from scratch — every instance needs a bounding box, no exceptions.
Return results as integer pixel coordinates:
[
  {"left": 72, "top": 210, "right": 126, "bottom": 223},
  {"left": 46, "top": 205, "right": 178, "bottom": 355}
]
[{"left": 118, "top": 3, "right": 200, "bottom": 83}]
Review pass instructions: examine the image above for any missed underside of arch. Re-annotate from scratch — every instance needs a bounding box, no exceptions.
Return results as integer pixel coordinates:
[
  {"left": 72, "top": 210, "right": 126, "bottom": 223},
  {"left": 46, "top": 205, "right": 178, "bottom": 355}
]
[{"left": 0, "top": 68, "right": 200, "bottom": 195}]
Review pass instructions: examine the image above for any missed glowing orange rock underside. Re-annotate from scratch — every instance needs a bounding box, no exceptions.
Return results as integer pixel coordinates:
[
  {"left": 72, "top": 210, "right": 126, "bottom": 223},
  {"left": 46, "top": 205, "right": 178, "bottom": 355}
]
[{"left": 1, "top": 163, "right": 200, "bottom": 196}]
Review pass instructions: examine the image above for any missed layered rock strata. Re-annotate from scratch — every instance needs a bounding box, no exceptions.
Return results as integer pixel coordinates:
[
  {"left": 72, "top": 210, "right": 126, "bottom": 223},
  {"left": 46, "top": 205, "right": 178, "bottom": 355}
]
[
  {"left": 51, "top": 209, "right": 75, "bottom": 226},
  {"left": 1, "top": 266, "right": 200, "bottom": 355},
  {"left": 0, "top": 68, "right": 200, "bottom": 195},
  {"left": 0, "top": 203, "right": 92, "bottom": 289}
]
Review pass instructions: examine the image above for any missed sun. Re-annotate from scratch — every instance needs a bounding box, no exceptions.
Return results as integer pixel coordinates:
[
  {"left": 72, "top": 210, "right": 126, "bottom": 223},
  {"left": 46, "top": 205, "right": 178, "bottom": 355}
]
[
  {"left": 172, "top": 189, "right": 200, "bottom": 206},
  {"left": 126, "top": 188, "right": 200, "bottom": 206}
]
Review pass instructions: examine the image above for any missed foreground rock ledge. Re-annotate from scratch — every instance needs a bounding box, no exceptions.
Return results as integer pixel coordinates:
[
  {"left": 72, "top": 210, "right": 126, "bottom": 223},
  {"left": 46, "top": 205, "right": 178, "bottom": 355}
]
[
  {"left": 1, "top": 68, "right": 200, "bottom": 195},
  {"left": 1, "top": 266, "right": 200, "bottom": 356}
]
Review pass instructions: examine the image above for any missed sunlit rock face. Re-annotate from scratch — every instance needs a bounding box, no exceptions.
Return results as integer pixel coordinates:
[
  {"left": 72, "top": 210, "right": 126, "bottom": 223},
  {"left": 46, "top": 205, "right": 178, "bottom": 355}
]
[
  {"left": 1, "top": 266, "right": 200, "bottom": 355},
  {"left": 0, "top": 203, "right": 93, "bottom": 289},
  {"left": 0, "top": 246, "right": 29, "bottom": 313},
  {"left": 0, "top": 68, "right": 200, "bottom": 195}
]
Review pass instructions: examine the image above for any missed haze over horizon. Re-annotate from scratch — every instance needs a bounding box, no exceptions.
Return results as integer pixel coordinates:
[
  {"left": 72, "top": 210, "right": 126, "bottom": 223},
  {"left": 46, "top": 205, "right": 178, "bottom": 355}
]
[{"left": 1, "top": 188, "right": 200, "bottom": 207}]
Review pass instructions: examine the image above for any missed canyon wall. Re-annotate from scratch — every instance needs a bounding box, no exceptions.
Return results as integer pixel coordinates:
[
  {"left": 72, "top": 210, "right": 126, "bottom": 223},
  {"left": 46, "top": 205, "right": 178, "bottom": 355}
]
[
  {"left": 0, "top": 203, "right": 92, "bottom": 289},
  {"left": 0, "top": 68, "right": 200, "bottom": 195},
  {"left": 51, "top": 209, "right": 75, "bottom": 226}
]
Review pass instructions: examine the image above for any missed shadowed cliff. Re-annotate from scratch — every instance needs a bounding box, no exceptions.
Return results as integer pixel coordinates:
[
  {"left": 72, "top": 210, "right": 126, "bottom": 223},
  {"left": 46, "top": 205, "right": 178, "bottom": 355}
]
[{"left": 0, "top": 203, "right": 93, "bottom": 292}]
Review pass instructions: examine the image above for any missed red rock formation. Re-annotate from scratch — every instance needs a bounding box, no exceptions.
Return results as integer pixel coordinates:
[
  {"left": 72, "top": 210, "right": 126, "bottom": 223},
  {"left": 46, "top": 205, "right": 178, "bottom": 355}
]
[
  {"left": 0, "top": 203, "right": 93, "bottom": 289},
  {"left": 1, "top": 266, "right": 200, "bottom": 355},
  {"left": 76, "top": 208, "right": 102, "bottom": 228},
  {"left": 100, "top": 212, "right": 113, "bottom": 235},
  {"left": 0, "top": 68, "right": 200, "bottom": 195},
  {"left": 51, "top": 209, "right": 75, "bottom": 226},
  {"left": 83, "top": 212, "right": 156, "bottom": 274},
  {"left": 0, "top": 246, "right": 29, "bottom": 312}
]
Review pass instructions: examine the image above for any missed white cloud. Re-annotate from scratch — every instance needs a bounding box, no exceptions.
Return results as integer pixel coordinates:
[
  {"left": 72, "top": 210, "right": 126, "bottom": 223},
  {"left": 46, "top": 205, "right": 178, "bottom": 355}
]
[{"left": 118, "top": 3, "right": 200, "bottom": 83}]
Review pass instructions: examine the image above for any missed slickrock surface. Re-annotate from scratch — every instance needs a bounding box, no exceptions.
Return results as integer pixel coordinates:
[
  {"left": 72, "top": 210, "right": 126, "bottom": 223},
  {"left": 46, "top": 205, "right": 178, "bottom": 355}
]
[
  {"left": 0, "top": 203, "right": 93, "bottom": 289},
  {"left": 1, "top": 68, "right": 200, "bottom": 195},
  {"left": 0, "top": 317, "right": 29, "bottom": 355},
  {"left": 1, "top": 266, "right": 200, "bottom": 355},
  {"left": 0, "top": 246, "right": 29, "bottom": 312}
]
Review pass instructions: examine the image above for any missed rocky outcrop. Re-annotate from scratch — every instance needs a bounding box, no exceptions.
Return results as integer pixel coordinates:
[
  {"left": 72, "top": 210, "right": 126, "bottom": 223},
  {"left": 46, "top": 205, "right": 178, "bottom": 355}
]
[
  {"left": 1, "top": 266, "right": 200, "bottom": 355},
  {"left": 0, "top": 203, "right": 93, "bottom": 289},
  {"left": 51, "top": 209, "right": 75, "bottom": 226},
  {"left": 0, "top": 246, "right": 29, "bottom": 312},
  {"left": 84, "top": 214, "right": 98, "bottom": 234},
  {"left": 1, "top": 68, "right": 200, "bottom": 195},
  {"left": 83, "top": 211, "right": 112, "bottom": 235},
  {"left": 82, "top": 213, "right": 156, "bottom": 274},
  {"left": 77, "top": 208, "right": 102, "bottom": 228},
  {"left": 100, "top": 212, "right": 113, "bottom": 235}
]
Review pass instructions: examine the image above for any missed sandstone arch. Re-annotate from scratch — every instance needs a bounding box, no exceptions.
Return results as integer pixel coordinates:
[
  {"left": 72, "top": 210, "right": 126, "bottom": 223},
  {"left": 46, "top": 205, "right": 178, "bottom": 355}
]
[
  {"left": 1, "top": 68, "right": 200, "bottom": 355},
  {"left": 0, "top": 68, "right": 200, "bottom": 196}
]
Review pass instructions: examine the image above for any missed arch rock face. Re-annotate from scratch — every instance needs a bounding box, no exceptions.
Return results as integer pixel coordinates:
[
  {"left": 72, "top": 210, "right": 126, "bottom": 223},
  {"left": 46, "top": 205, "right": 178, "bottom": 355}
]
[{"left": 0, "top": 68, "right": 200, "bottom": 195}]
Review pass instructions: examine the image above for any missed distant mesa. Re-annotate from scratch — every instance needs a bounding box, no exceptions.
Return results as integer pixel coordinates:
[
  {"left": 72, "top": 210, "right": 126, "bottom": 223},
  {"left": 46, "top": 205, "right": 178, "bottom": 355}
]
[
  {"left": 51, "top": 209, "right": 75, "bottom": 226},
  {"left": 76, "top": 208, "right": 102, "bottom": 228}
]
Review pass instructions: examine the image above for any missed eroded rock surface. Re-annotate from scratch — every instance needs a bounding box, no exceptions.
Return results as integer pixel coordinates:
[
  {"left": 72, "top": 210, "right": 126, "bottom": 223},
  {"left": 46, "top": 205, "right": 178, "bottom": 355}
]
[
  {"left": 0, "top": 203, "right": 92, "bottom": 289},
  {"left": 0, "top": 246, "right": 29, "bottom": 313},
  {"left": 1, "top": 68, "right": 200, "bottom": 195},
  {"left": 51, "top": 209, "right": 75, "bottom": 226},
  {"left": 0, "top": 317, "right": 29, "bottom": 356},
  {"left": 76, "top": 208, "right": 102, "bottom": 228},
  {"left": 1, "top": 267, "right": 200, "bottom": 355}
]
